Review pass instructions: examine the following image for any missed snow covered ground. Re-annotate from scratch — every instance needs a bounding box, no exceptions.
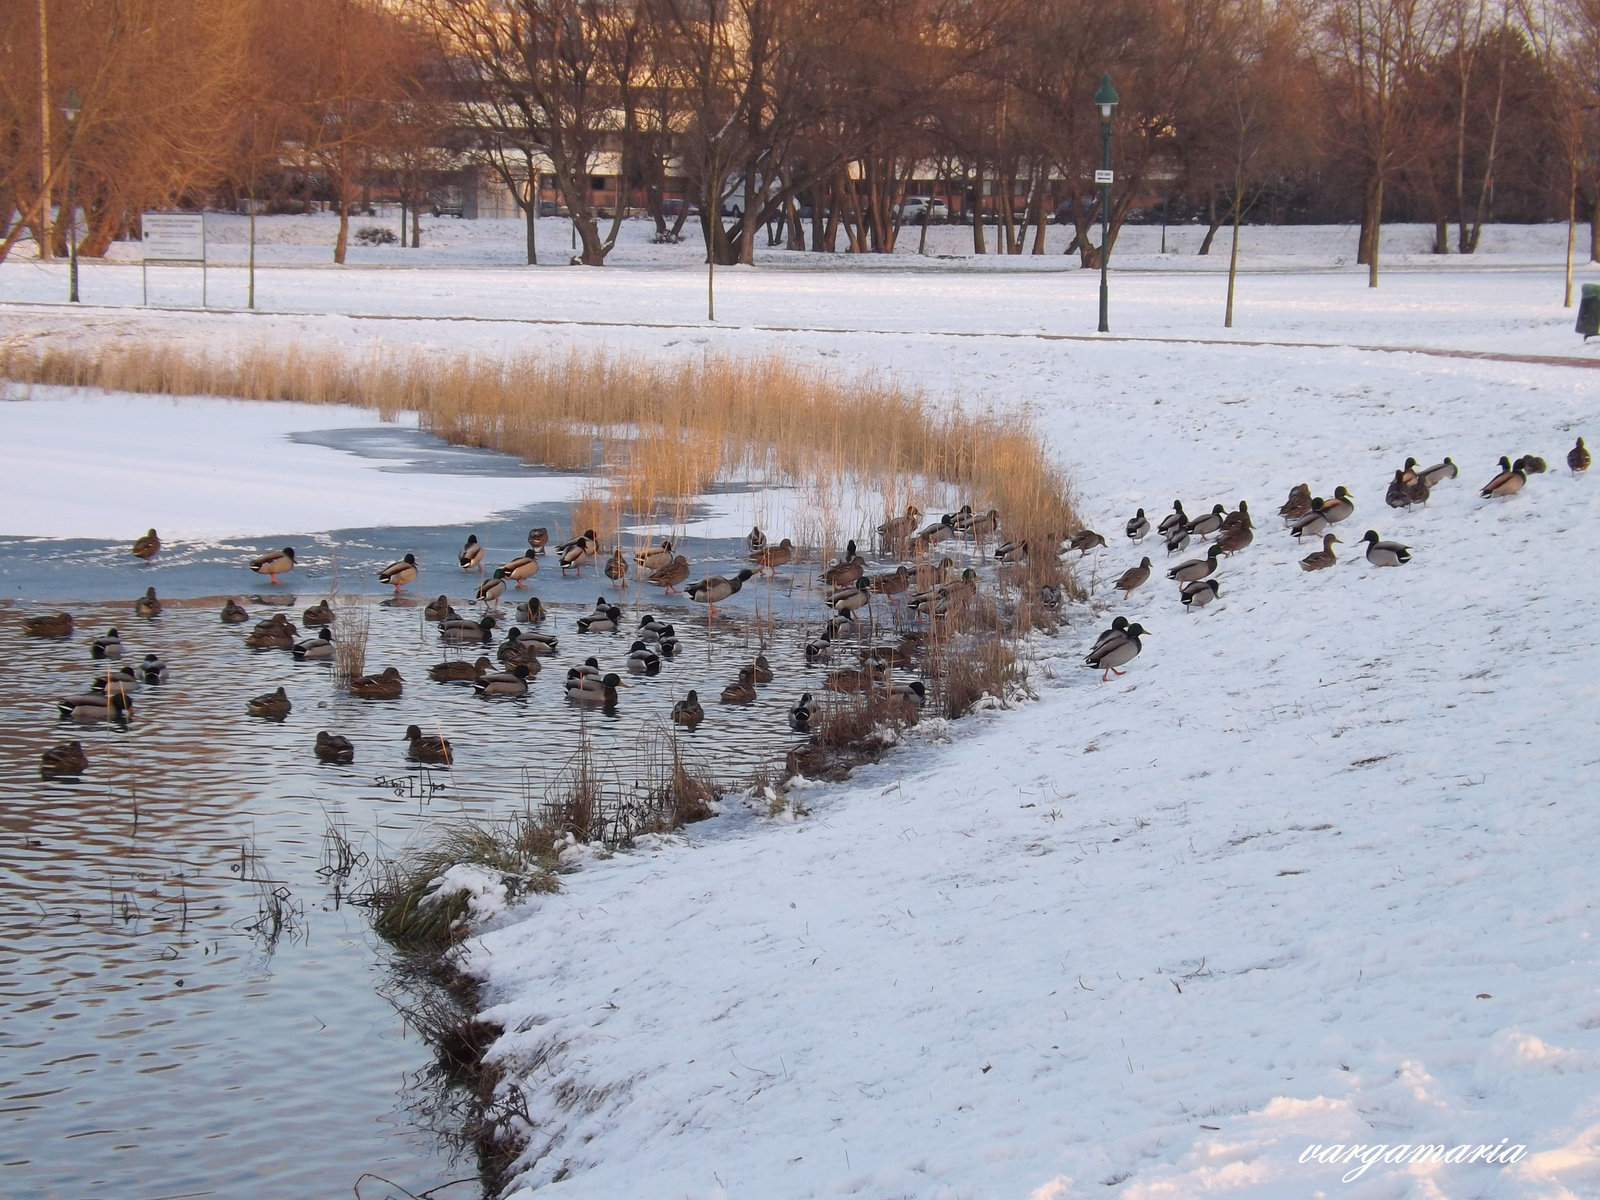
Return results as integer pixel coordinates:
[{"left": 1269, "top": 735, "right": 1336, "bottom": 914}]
[{"left": 3, "top": 234, "right": 1599, "bottom": 1198}]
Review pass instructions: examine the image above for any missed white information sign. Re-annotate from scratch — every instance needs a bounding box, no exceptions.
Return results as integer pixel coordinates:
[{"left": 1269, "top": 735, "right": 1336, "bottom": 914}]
[
  {"left": 141, "top": 213, "right": 205, "bottom": 262},
  {"left": 1094, "top": 169, "right": 1114, "bottom": 185}
]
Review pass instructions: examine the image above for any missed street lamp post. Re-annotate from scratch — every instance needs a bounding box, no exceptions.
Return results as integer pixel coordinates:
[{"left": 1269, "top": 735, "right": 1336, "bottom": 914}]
[
  {"left": 1094, "top": 73, "right": 1119, "bottom": 333},
  {"left": 62, "top": 85, "right": 81, "bottom": 303}
]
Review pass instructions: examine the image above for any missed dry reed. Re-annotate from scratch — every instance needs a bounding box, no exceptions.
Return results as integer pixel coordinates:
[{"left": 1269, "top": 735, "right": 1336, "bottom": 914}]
[{"left": 0, "top": 338, "right": 1077, "bottom": 547}]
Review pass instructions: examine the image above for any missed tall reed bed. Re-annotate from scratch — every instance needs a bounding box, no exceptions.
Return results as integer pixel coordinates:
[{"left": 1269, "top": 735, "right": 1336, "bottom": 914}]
[{"left": 0, "top": 338, "right": 1079, "bottom": 565}]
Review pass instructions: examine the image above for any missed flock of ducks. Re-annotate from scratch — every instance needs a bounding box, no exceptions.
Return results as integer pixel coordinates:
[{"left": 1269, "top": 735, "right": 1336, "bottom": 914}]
[
  {"left": 1075, "top": 437, "right": 1588, "bottom": 681},
  {"left": 29, "top": 433, "right": 1586, "bottom": 774}
]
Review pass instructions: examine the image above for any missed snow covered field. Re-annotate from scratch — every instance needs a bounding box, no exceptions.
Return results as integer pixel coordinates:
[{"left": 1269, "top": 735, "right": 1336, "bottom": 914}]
[{"left": 3, "top": 231, "right": 1599, "bottom": 1198}]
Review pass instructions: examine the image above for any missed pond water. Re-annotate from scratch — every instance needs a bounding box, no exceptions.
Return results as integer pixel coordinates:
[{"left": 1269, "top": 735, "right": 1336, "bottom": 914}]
[{"left": 0, "top": 546, "right": 933, "bottom": 1197}]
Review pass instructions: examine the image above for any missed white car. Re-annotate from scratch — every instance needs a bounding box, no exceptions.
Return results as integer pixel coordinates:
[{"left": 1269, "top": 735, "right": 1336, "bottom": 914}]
[{"left": 898, "top": 197, "right": 949, "bottom": 224}]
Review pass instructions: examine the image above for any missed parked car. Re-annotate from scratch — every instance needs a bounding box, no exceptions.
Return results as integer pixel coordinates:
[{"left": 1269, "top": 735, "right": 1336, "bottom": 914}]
[{"left": 898, "top": 196, "right": 950, "bottom": 224}]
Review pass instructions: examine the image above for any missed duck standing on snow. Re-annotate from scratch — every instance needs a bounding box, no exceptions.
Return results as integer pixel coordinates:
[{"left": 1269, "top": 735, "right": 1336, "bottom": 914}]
[
  {"left": 648, "top": 555, "right": 691, "bottom": 594},
  {"left": 996, "top": 539, "right": 1029, "bottom": 563},
  {"left": 747, "top": 526, "right": 768, "bottom": 557},
  {"left": 1157, "top": 501, "right": 1188, "bottom": 539},
  {"left": 1126, "top": 509, "right": 1150, "bottom": 541},
  {"left": 1300, "top": 534, "right": 1340, "bottom": 571},
  {"left": 1361, "top": 530, "right": 1411, "bottom": 566},
  {"left": 460, "top": 535, "right": 484, "bottom": 571},
  {"left": 1068, "top": 529, "right": 1107, "bottom": 556},
  {"left": 378, "top": 553, "right": 419, "bottom": 592},
  {"left": 502, "top": 554, "right": 539, "bottom": 587},
  {"left": 1521, "top": 454, "right": 1548, "bottom": 474},
  {"left": 877, "top": 505, "right": 922, "bottom": 551},
  {"left": 527, "top": 527, "right": 549, "bottom": 555},
  {"left": 871, "top": 565, "right": 911, "bottom": 597},
  {"left": 827, "top": 576, "right": 872, "bottom": 619},
  {"left": 604, "top": 548, "right": 628, "bottom": 586},
  {"left": 557, "top": 530, "right": 599, "bottom": 575},
  {"left": 635, "top": 538, "right": 674, "bottom": 572},
  {"left": 477, "top": 568, "right": 508, "bottom": 605},
  {"left": 1568, "top": 438, "right": 1589, "bottom": 474},
  {"left": 1088, "top": 616, "right": 1130, "bottom": 658},
  {"left": 1187, "top": 504, "right": 1226, "bottom": 539},
  {"left": 1290, "top": 498, "right": 1329, "bottom": 541},
  {"left": 672, "top": 690, "right": 704, "bottom": 726},
  {"left": 250, "top": 547, "right": 296, "bottom": 584},
  {"left": 1386, "top": 470, "right": 1413, "bottom": 509},
  {"left": 1419, "top": 457, "right": 1458, "bottom": 486},
  {"left": 1163, "top": 522, "right": 1191, "bottom": 555},
  {"left": 1180, "top": 579, "right": 1221, "bottom": 611},
  {"left": 822, "top": 541, "right": 865, "bottom": 588},
  {"left": 1167, "top": 545, "right": 1220, "bottom": 584},
  {"left": 315, "top": 731, "right": 356, "bottom": 763},
  {"left": 969, "top": 508, "right": 1002, "bottom": 538},
  {"left": 1221, "top": 501, "right": 1252, "bottom": 532},
  {"left": 1216, "top": 522, "right": 1253, "bottom": 555},
  {"left": 751, "top": 538, "right": 795, "bottom": 573},
  {"left": 688, "top": 568, "right": 753, "bottom": 614},
  {"left": 1480, "top": 456, "right": 1525, "bottom": 498},
  {"left": 1115, "top": 557, "right": 1152, "bottom": 599},
  {"left": 1279, "top": 484, "right": 1312, "bottom": 523},
  {"left": 1321, "top": 486, "right": 1355, "bottom": 524},
  {"left": 131, "top": 529, "right": 161, "bottom": 560},
  {"left": 1084, "top": 622, "right": 1149, "bottom": 682}
]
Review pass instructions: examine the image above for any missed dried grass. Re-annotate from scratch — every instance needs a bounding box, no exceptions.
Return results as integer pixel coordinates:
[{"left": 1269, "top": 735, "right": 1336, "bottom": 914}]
[{"left": 0, "top": 338, "right": 1077, "bottom": 540}]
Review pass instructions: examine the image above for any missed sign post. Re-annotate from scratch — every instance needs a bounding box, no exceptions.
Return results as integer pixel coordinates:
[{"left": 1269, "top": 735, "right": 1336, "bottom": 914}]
[{"left": 141, "top": 213, "right": 207, "bottom": 307}]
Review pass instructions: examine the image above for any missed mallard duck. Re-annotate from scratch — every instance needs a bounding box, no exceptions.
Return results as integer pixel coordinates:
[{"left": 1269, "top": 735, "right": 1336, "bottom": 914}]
[
  {"left": 913, "top": 516, "right": 956, "bottom": 553},
  {"left": 1278, "top": 484, "right": 1311, "bottom": 522},
  {"left": 969, "top": 508, "right": 1001, "bottom": 538},
  {"left": 822, "top": 542, "right": 866, "bottom": 588},
  {"left": 637, "top": 613, "right": 671, "bottom": 642},
  {"left": 502, "top": 555, "right": 539, "bottom": 586},
  {"left": 1521, "top": 454, "right": 1548, "bottom": 474},
  {"left": 1115, "top": 557, "right": 1152, "bottom": 598},
  {"left": 1187, "top": 505, "right": 1226, "bottom": 539},
  {"left": 747, "top": 526, "right": 768, "bottom": 556},
  {"left": 825, "top": 659, "right": 886, "bottom": 693},
  {"left": 877, "top": 505, "right": 922, "bottom": 550},
  {"left": 41, "top": 740, "right": 89, "bottom": 777},
  {"left": 626, "top": 641, "right": 661, "bottom": 675},
  {"left": 805, "top": 627, "right": 834, "bottom": 664},
  {"left": 315, "top": 731, "right": 355, "bottom": 763},
  {"left": 1321, "top": 486, "right": 1355, "bottom": 524},
  {"left": 688, "top": 568, "right": 753, "bottom": 612},
  {"left": 648, "top": 555, "right": 691, "bottom": 593},
  {"left": 59, "top": 691, "right": 132, "bottom": 722},
  {"left": 1405, "top": 474, "right": 1431, "bottom": 506},
  {"left": 1068, "top": 529, "right": 1106, "bottom": 556},
  {"left": 251, "top": 594, "right": 295, "bottom": 608},
  {"left": 250, "top": 547, "right": 296, "bottom": 584},
  {"left": 1223, "top": 501, "right": 1252, "bottom": 531},
  {"left": 751, "top": 653, "right": 774, "bottom": 683},
  {"left": 516, "top": 629, "right": 560, "bottom": 656},
  {"left": 1163, "top": 523, "right": 1191, "bottom": 555},
  {"left": 1216, "top": 522, "right": 1253, "bottom": 555},
  {"left": 577, "top": 604, "right": 623, "bottom": 633},
  {"left": 949, "top": 504, "right": 976, "bottom": 533},
  {"left": 871, "top": 565, "right": 911, "bottom": 596},
  {"left": 574, "top": 656, "right": 602, "bottom": 680},
  {"left": 247, "top": 687, "right": 291, "bottom": 720},
  {"left": 440, "top": 614, "right": 496, "bottom": 644},
  {"left": 497, "top": 629, "right": 547, "bottom": 668},
  {"left": 938, "top": 568, "right": 978, "bottom": 607},
  {"left": 1480, "top": 456, "right": 1525, "bottom": 498},
  {"left": 527, "top": 527, "right": 549, "bottom": 555},
  {"left": 302, "top": 599, "right": 334, "bottom": 626},
  {"left": 1361, "top": 530, "right": 1411, "bottom": 566},
  {"left": 1568, "top": 437, "right": 1589, "bottom": 474},
  {"left": 244, "top": 615, "right": 296, "bottom": 649},
  {"left": 720, "top": 666, "right": 758, "bottom": 704},
  {"left": 430, "top": 656, "right": 491, "bottom": 683},
  {"left": 604, "top": 548, "right": 628, "bottom": 585},
  {"left": 404, "top": 724, "right": 453, "bottom": 764},
  {"left": 1088, "top": 616, "right": 1130, "bottom": 659},
  {"left": 788, "top": 692, "right": 815, "bottom": 732},
  {"left": 24, "top": 612, "right": 73, "bottom": 638},
  {"left": 221, "top": 599, "right": 250, "bottom": 624},
  {"left": 475, "top": 663, "right": 531, "bottom": 697},
  {"left": 378, "top": 553, "right": 418, "bottom": 591},
  {"left": 672, "top": 690, "right": 704, "bottom": 726},
  {"left": 556, "top": 529, "right": 599, "bottom": 574},
  {"left": 1300, "top": 533, "right": 1340, "bottom": 571},
  {"left": 751, "top": 537, "right": 795, "bottom": 572},
  {"left": 131, "top": 528, "right": 161, "bottom": 560},
  {"left": 1157, "top": 502, "right": 1188, "bottom": 538},
  {"left": 1386, "top": 469, "right": 1413, "bottom": 509},
  {"left": 348, "top": 667, "right": 404, "bottom": 700},
  {"left": 565, "top": 670, "right": 625, "bottom": 706},
  {"left": 90, "top": 628, "right": 123, "bottom": 660},
  {"left": 1420, "top": 457, "right": 1458, "bottom": 486},
  {"left": 1180, "top": 578, "right": 1221, "bottom": 610},
  {"left": 1290, "top": 498, "right": 1330, "bottom": 540},
  {"left": 131, "top": 586, "right": 162, "bottom": 618},
  {"left": 873, "top": 633, "right": 924, "bottom": 669},
  {"left": 994, "top": 539, "right": 1029, "bottom": 564},
  {"left": 293, "top": 627, "right": 335, "bottom": 661},
  {"left": 1083, "top": 622, "right": 1149, "bottom": 681},
  {"left": 460, "top": 535, "right": 484, "bottom": 570},
  {"left": 477, "top": 568, "right": 508, "bottom": 605},
  {"left": 91, "top": 666, "right": 140, "bottom": 695},
  {"left": 887, "top": 678, "right": 926, "bottom": 706},
  {"left": 518, "top": 596, "right": 546, "bottom": 624},
  {"left": 424, "top": 594, "right": 452, "bottom": 621},
  {"left": 1400, "top": 456, "right": 1420, "bottom": 484},
  {"left": 140, "top": 654, "right": 169, "bottom": 684},
  {"left": 828, "top": 576, "right": 872, "bottom": 617},
  {"left": 1126, "top": 509, "right": 1150, "bottom": 541},
  {"left": 635, "top": 538, "right": 675, "bottom": 572}
]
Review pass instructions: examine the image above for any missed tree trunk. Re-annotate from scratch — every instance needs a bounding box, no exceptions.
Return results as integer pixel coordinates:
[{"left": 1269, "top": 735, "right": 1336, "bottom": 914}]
[
  {"left": 37, "top": 0, "right": 53, "bottom": 262},
  {"left": 1030, "top": 173, "right": 1048, "bottom": 254},
  {"left": 821, "top": 176, "right": 842, "bottom": 253},
  {"left": 1225, "top": 174, "right": 1243, "bottom": 327},
  {"left": 1198, "top": 189, "right": 1222, "bottom": 255},
  {"left": 524, "top": 193, "right": 537, "bottom": 264},
  {"left": 1356, "top": 174, "right": 1378, "bottom": 266},
  {"left": 1367, "top": 175, "right": 1384, "bottom": 288},
  {"left": 1432, "top": 215, "right": 1449, "bottom": 255},
  {"left": 334, "top": 191, "right": 350, "bottom": 264},
  {"left": 1589, "top": 184, "right": 1599, "bottom": 264},
  {"left": 971, "top": 166, "right": 986, "bottom": 254}
]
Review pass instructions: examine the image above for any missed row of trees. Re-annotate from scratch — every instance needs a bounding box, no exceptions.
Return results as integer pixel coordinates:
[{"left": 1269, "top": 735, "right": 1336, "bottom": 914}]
[{"left": 2, "top": 0, "right": 1598, "bottom": 276}]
